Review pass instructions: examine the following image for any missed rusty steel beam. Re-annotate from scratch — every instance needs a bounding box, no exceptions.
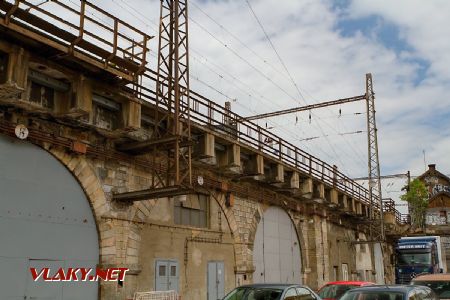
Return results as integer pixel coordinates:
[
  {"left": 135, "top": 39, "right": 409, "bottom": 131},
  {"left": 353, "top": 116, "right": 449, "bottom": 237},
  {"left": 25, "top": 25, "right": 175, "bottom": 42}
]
[{"left": 113, "top": 185, "right": 194, "bottom": 202}]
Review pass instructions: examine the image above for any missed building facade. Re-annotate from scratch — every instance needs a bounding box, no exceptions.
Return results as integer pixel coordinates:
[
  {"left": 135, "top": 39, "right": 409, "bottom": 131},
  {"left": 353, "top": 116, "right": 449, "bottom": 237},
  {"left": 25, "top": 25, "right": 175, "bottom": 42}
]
[{"left": 0, "top": 3, "right": 405, "bottom": 299}]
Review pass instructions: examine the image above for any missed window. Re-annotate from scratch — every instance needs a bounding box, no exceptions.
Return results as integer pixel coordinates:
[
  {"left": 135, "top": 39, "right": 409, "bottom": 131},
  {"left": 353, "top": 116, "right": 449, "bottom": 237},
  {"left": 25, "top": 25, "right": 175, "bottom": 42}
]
[
  {"left": 440, "top": 211, "right": 447, "bottom": 223},
  {"left": 92, "top": 94, "right": 122, "bottom": 130},
  {"left": 296, "top": 287, "right": 316, "bottom": 300},
  {"left": 284, "top": 288, "right": 298, "bottom": 300},
  {"left": 174, "top": 194, "right": 208, "bottom": 228},
  {"left": 30, "top": 81, "right": 54, "bottom": 108},
  {"left": 360, "top": 244, "right": 367, "bottom": 253},
  {"left": 409, "top": 291, "right": 418, "bottom": 300},
  {"left": 0, "top": 50, "right": 8, "bottom": 84},
  {"left": 413, "top": 280, "right": 450, "bottom": 299}
]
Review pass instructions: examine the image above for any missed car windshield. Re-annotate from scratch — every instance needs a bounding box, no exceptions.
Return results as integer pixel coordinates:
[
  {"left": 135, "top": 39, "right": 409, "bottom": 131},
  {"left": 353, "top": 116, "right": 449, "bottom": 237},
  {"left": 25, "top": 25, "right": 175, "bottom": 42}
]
[
  {"left": 340, "top": 291, "right": 404, "bottom": 300},
  {"left": 223, "top": 287, "right": 283, "bottom": 300},
  {"left": 413, "top": 281, "right": 450, "bottom": 299},
  {"left": 319, "top": 285, "right": 359, "bottom": 299},
  {"left": 397, "top": 253, "right": 431, "bottom": 265}
]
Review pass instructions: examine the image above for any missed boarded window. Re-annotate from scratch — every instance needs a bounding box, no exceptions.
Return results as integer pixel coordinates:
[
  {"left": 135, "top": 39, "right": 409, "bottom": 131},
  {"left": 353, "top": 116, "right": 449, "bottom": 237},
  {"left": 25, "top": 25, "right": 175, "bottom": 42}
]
[
  {"left": 174, "top": 194, "right": 208, "bottom": 228},
  {"left": 92, "top": 94, "right": 121, "bottom": 130},
  {"left": 29, "top": 81, "right": 54, "bottom": 109}
]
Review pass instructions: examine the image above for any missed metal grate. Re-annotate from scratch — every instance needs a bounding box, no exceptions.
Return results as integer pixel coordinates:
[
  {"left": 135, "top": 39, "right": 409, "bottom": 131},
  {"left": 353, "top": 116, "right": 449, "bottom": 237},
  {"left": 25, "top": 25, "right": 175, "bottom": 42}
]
[{"left": 133, "top": 291, "right": 180, "bottom": 300}]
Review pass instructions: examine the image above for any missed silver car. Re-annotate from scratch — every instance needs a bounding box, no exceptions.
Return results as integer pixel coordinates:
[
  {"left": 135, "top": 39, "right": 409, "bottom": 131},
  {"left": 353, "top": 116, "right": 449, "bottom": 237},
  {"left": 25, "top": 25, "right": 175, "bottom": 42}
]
[{"left": 222, "top": 283, "right": 322, "bottom": 300}]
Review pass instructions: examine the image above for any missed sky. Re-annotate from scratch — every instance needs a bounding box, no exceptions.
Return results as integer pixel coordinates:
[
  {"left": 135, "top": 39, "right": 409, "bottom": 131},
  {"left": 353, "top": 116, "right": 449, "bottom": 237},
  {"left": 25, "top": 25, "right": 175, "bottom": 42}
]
[{"left": 20, "top": 0, "right": 450, "bottom": 212}]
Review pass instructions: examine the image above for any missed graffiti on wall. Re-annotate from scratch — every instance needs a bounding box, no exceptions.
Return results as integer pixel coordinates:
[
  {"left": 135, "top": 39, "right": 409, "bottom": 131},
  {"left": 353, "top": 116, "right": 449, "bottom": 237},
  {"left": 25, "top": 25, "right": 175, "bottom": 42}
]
[
  {"left": 426, "top": 213, "right": 448, "bottom": 225},
  {"left": 431, "top": 184, "right": 450, "bottom": 197}
]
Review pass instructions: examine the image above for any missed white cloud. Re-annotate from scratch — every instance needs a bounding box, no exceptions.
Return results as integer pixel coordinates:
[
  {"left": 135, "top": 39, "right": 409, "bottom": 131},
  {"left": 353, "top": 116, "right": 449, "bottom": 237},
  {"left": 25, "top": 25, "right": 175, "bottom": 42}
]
[{"left": 75, "top": 0, "right": 450, "bottom": 206}]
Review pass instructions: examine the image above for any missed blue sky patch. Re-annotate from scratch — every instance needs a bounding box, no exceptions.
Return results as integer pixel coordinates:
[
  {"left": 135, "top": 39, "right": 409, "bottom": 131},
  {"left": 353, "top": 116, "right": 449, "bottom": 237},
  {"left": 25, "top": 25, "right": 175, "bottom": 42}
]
[{"left": 333, "top": 12, "right": 430, "bottom": 86}]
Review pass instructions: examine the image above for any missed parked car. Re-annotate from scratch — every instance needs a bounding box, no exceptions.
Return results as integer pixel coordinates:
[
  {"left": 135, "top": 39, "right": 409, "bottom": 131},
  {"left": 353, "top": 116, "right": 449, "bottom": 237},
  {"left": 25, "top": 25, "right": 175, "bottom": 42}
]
[
  {"left": 318, "top": 281, "right": 375, "bottom": 300},
  {"left": 222, "top": 283, "right": 322, "bottom": 300},
  {"left": 411, "top": 273, "right": 450, "bottom": 299},
  {"left": 339, "top": 285, "right": 438, "bottom": 300}
]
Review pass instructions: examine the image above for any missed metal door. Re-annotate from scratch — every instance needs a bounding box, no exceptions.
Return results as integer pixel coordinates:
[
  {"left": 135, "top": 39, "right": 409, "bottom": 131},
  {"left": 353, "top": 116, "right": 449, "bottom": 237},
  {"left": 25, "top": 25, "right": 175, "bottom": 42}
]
[
  {"left": 374, "top": 243, "right": 385, "bottom": 284},
  {"left": 155, "top": 260, "right": 179, "bottom": 292},
  {"left": 342, "top": 263, "right": 349, "bottom": 281},
  {"left": 25, "top": 260, "right": 64, "bottom": 300},
  {"left": 253, "top": 206, "right": 302, "bottom": 284},
  {"left": 207, "top": 261, "right": 224, "bottom": 300},
  {"left": 0, "top": 134, "right": 99, "bottom": 300}
]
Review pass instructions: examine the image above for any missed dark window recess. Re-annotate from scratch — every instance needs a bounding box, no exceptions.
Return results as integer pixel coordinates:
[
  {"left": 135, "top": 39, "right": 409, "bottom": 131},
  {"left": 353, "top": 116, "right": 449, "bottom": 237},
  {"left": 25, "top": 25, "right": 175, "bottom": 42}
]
[
  {"left": 30, "top": 81, "right": 54, "bottom": 109},
  {"left": 70, "top": 91, "right": 77, "bottom": 109},
  {"left": 0, "top": 51, "right": 8, "bottom": 84},
  {"left": 92, "top": 94, "right": 121, "bottom": 130},
  {"left": 174, "top": 194, "right": 208, "bottom": 228},
  {"left": 141, "top": 113, "right": 167, "bottom": 132},
  {"left": 141, "top": 113, "right": 154, "bottom": 131},
  {"left": 159, "top": 265, "right": 166, "bottom": 277}
]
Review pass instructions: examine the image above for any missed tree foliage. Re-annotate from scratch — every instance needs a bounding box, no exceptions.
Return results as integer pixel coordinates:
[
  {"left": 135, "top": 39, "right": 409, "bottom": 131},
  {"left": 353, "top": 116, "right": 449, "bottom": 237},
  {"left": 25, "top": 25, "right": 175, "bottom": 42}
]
[{"left": 401, "top": 179, "right": 429, "bottom": 230}]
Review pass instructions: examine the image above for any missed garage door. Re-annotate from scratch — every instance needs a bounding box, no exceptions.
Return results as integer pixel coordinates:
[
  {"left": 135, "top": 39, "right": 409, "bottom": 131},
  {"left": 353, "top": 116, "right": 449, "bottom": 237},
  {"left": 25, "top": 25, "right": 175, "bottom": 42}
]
[
  {"left": 253, "top": 206, "right": 302, "bottom": 284},
  {"left": 0, "top": 134, "right": 99, "bottom": 299}
]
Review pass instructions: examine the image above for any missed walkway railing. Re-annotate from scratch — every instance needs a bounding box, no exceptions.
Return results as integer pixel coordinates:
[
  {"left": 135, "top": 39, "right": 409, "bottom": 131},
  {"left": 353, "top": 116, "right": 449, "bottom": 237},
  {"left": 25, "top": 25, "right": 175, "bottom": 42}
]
[{"left": 0, "top": 0, "right": 151, "bottom": 77}]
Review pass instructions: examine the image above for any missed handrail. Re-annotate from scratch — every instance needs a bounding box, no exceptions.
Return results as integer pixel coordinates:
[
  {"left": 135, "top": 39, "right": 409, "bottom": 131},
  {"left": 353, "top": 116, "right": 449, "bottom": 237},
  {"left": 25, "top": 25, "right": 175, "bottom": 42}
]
[{"left": 0, "top": 0, "right": 152, "bottom": 75}]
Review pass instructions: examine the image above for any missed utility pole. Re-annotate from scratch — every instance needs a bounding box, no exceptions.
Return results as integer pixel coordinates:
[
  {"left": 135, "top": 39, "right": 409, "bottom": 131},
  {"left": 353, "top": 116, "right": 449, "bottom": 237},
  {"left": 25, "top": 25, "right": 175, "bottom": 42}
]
[
  {"left": 241, "top": 74, "right": 386, "bottom": 241},
  {"left": 365, "top": 73, "right": 384, "bottom": 241}
]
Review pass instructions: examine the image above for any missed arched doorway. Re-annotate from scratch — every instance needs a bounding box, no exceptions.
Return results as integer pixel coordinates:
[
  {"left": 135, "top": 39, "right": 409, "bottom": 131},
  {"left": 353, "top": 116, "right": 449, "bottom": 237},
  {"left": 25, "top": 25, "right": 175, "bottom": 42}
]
[
  {"left": 0, "top": 134, "right": 99, "bottom": 299},
  {"left": 253, "top": 206, "right": 302, "bottom": 284}
]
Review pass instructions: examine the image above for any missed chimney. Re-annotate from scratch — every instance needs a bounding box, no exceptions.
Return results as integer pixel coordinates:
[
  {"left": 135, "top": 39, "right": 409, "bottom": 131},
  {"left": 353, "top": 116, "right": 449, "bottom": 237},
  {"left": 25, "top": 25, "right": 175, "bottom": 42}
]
[{"left": 428, "top": 164, "right": 436, "bottom": 171}]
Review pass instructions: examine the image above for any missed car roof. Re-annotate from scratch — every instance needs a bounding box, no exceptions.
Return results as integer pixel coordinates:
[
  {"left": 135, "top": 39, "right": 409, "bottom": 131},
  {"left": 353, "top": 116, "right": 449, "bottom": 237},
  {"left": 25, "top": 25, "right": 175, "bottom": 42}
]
[
  {"left": 237, "top": 283, "right": 306, "bottom": 290},
  {"left": 348, "top": 285, "right": 428, "bottom": 293},
  {"left": 413, "top": 273, "right": 450, "bottom": 281},
  {"left": 323, "top": 281, "right": 374, "bottom": 286}
]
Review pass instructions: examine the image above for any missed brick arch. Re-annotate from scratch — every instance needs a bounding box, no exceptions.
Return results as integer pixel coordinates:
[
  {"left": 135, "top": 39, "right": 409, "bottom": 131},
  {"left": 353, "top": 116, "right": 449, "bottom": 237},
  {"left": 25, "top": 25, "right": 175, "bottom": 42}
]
[
  {"left": 45, "top": 146, "right": 114, "bottom": 264},
  {"left": 286, "top": 210, "right": 308, "bottom": 274},
  {"left": 210, "top": 191, "right": 243, "bottom": 265}
]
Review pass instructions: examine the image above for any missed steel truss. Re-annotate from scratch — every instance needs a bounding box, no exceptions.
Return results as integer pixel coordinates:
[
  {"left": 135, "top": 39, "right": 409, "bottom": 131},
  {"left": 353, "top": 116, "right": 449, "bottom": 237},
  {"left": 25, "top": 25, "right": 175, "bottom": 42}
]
[
  {"left": 153, "top": 0, "right": 192, "bottom": 188},
  {"left": 365, "top": 73, "right": 384, "bottom": 241}
]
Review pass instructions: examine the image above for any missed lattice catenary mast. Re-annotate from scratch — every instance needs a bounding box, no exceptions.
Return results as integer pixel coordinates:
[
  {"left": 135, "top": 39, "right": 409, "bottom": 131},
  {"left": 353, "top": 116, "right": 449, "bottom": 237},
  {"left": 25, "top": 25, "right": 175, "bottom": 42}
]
[{"left": 365, "top": 73, "right": 384, "bottom": 241}]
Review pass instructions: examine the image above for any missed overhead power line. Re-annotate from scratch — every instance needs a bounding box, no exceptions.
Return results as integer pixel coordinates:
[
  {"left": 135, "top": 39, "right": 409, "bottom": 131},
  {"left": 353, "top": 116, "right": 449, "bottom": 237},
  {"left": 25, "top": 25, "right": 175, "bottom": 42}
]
[
  {"left": 242, "top": 94, "right": 367, "bottom": 121},
  {"left": 245, "top": 0, "right": 306, "bottom": 104}
]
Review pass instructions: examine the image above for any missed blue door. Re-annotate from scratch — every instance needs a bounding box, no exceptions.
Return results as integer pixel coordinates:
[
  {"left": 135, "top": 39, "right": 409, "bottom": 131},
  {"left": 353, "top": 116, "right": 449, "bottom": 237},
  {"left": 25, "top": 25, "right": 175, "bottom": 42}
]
[{"left": 208, "top": 261, "right": 225, "bottom": 300}]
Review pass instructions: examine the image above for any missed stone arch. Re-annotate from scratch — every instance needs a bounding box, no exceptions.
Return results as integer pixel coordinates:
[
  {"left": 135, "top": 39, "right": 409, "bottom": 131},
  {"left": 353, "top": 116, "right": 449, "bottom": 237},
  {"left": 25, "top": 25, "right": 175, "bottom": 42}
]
[
  {"left": 44, "top": 145, "right": 118, "bottom": 266},
  {"left": 287, "top": 210, "right": 308, "bottom": 275},
  {"left": 210, "top": 191, "right": 242, "bottom": 263}
]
